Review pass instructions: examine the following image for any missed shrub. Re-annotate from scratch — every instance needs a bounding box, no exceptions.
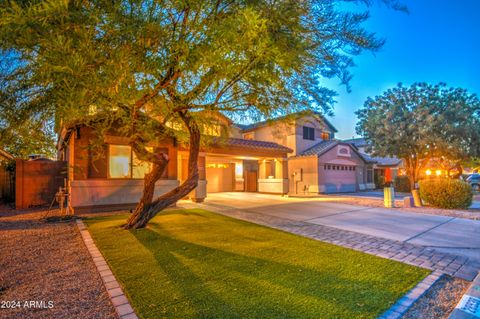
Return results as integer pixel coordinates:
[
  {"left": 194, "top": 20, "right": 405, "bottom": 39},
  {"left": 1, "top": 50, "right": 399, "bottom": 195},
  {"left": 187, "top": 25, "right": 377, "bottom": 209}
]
[
  {"left": 375, "top": 175, "right": 386, "bottom": 189},
  {"left": 418, "top": 178, "right": 473, "bottom": 209},
  {"left": 394, "top": 176, "right": 411, "bottom": 193}
]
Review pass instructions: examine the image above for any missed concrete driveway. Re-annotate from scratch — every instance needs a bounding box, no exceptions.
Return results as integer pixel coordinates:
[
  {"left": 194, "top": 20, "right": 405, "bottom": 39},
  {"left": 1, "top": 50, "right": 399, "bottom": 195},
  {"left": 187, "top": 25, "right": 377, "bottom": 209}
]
[{"left": 204, "top": 192, "right": 480, "bottom": 262}]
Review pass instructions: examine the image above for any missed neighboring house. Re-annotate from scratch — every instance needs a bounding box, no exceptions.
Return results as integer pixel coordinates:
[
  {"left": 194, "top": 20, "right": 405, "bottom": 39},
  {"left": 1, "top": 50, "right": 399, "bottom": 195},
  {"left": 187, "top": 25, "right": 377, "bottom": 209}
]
[
  {"left": 0, "top": 148, "right": 13, "bottom": 162},
  {"left": 0, "top": 148, "right": 14, "bottom": 202},
  {"left": 343, "top": 138, "right": 403, "bottom": 185}
]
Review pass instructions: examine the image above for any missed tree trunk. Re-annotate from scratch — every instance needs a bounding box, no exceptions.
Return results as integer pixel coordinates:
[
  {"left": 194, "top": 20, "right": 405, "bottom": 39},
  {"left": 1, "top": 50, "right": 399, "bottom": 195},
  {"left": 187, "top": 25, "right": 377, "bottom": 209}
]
[
  {"left": 405, "top": 158, "right": 415, "bottom": 191},
  {"left": 130, "top": 161, "right": 168, "bottom": 217},
  {"left": 125, "top": 112, "right": 200, "bottom": 229}
]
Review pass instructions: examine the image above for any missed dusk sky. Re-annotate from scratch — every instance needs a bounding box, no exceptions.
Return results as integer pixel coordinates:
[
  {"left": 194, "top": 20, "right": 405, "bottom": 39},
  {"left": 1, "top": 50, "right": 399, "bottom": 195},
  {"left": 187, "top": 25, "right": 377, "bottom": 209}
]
[{"left": 326, "top": 0, "right": 480, "bottom": 140}]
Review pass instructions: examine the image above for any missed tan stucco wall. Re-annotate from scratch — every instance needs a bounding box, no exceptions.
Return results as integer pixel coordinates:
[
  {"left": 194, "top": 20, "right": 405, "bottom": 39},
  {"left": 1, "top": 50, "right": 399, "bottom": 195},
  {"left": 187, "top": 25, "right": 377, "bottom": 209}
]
[
  {"left": 243, "top": 115, "right": 335, "bottom": 157},
  {"left": 246, "top": 123, "right": 294, "bottom": 154},
  {"left": 288, "top": 156, "right": 319, "bottom": 194}
]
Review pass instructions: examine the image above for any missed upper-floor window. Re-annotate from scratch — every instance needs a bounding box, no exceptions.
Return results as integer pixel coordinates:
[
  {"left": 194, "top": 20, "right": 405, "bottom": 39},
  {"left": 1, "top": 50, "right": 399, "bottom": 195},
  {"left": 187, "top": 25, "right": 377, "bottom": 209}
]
[
  {"left": 321, "top": 132, "right": 330, "bottom": 141},
  {"left": 204, "top": 124, "right": 221, "bottom": 136},
  {"left": 303, "top": 126, "right": 315, "bottom": 140},
  {"left": 243, "top": 132, "right": 254, "bottom": 140}
]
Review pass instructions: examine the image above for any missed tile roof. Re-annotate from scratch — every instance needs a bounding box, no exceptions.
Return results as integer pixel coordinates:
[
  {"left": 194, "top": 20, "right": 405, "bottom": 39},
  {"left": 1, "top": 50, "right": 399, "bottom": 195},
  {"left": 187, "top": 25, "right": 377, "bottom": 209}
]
[
  {"left": 240, "top": 112, "right": 338, "bottom": 133},
  {"left": 214, "top": 138, "right": 293, "bottom": 154},
  {"left": 345, "top": 138, "right": 402, "bottom": 166},
  {"left": 343, "top": 137, "right": 367, "bottom": 148},
  {"left": 298, "top": 140, "right": 377, "bottom": 164},
  {"left": 299, "top": 140, "right": 339, "bottom": 156},
  {"left": 369, "top": 156, "right": 402, "bottom": 167}
]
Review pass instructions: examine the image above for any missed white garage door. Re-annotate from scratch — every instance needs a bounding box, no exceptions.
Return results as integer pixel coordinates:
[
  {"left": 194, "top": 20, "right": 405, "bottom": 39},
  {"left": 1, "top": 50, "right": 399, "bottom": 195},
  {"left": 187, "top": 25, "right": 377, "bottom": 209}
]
[
  {"left": 322, "top": 164, "right": 357, "bottom": 193},
  {"left": 206, "top": 164, "right": 234, "bottom": 193}
]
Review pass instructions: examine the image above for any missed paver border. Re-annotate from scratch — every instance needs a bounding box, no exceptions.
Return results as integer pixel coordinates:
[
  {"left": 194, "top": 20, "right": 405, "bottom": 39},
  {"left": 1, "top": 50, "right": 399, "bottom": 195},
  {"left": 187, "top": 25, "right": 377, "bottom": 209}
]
[
  {"left": 449, "top": 271, "right": 480, "bottom": 319},
  {"left": 379, "top": 270, "right": 443, "bottom": 319},
  {"left": 76, "top": 219, "right": 138, "bottom": 319}
]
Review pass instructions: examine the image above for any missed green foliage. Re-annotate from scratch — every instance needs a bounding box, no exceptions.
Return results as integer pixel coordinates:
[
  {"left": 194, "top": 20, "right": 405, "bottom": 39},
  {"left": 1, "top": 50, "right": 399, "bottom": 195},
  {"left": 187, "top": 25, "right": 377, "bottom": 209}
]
[
  {"left": 356, "top": 82, "right": 480, "bottom": 188},
  {"left": 0, "top": 120, "right": 56, "bottom": 159},
  {"left": 394, "top": 175, "right": 411, "bottom": 192},
  {"left": 0, "top": 0, "right": 399, "bottom": 154},
  {"left": 375, "top": 174, "right": 386, "bottom": 189},
  {"left": 418, "top": 178, "right": 473, "bottom": 209},
  {"left": 86, "top": 209, "right": 428, "bottom": 319}
]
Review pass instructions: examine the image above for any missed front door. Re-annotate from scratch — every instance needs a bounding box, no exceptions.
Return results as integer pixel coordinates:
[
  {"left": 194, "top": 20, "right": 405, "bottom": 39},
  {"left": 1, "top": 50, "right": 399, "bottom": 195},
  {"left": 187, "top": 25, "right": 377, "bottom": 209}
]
[{"left": 245, "top": 170, "right": 258, "bottom": 192}]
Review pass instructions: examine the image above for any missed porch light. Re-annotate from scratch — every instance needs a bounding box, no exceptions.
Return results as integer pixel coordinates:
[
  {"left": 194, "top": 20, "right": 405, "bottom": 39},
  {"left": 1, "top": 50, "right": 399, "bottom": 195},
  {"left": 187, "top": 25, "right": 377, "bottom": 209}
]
[
  {"left": 425, "top": 169, "right": 432, "bottom": 176},
  {"left": 435, "top": 170, "right": 442, "bottom": 176}
]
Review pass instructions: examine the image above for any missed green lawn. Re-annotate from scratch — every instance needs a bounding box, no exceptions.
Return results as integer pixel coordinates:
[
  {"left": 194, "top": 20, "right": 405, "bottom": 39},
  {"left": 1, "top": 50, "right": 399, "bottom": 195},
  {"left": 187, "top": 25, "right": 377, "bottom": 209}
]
[{"left": 85, "top": 209, "right": 429, "bottom": 319}]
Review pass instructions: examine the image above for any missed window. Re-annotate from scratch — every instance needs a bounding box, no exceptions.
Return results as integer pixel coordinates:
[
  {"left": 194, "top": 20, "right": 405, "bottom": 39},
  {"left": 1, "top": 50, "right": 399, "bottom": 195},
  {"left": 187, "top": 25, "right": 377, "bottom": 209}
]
[
  {"left": 303, "top": 126, "right": 315, "bottom": 140},
  {"left": 204, "top": 124, "right": 221, "bottom": 136},
  {"left": 108, "top": 145, "right": 154, "bottom": 179},
  {"left": 321, "top": 132, "right": 330, "bottom": 141},
  {"left": 265, "top": 160, "right": 276, "bottom": 178},
  {"left": 367, "top": 168, "right": 373, "bottom": 183},
  {"left": 109, "top": 145, "right": 131, "bottom": 178},
  {"left": 243, "top": 132, "right": 254, "bottom": 140}
]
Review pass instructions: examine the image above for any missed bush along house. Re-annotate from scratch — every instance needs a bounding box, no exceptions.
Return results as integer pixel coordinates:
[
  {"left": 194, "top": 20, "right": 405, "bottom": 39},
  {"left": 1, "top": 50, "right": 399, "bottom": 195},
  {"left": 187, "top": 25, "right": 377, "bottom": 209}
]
[{"left": 57, "top": 112, "right": 384, "bottom": 213}]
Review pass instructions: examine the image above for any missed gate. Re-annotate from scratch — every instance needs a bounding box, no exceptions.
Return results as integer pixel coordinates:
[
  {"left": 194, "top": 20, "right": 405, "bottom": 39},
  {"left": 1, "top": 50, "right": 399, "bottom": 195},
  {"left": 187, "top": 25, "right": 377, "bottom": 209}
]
[
  {"left": 15, "top": 159, "right": 67, "bottom": 209},
  {"left": 0, "top": 161, "right": 14, "bottom": 202}
]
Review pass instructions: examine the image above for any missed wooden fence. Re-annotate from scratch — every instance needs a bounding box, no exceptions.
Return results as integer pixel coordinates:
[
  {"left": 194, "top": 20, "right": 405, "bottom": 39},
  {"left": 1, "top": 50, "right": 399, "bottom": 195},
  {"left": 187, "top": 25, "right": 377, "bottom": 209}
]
[
  {"left": 15, "top": 159, "right": 67, "bottom": 209},
  {"left": 0, "top": 162, "right": 14, "bottom": 202}
]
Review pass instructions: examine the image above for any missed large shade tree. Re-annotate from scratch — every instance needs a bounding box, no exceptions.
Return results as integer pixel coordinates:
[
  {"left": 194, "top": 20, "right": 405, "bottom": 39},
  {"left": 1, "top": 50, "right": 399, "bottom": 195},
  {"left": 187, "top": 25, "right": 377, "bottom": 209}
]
[
  {"left": 1, "top": 0, "right": 402, "bottom": 228},
  {"left": 0, "top": 51, "right": 56, "bottom": 158},
  {"left": 356, "top": 82, "right": 480, "bottom": 190}
]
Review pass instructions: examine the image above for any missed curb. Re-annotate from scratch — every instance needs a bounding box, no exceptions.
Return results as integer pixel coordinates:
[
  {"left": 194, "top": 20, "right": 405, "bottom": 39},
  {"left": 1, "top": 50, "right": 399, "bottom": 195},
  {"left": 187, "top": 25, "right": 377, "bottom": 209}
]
[
  {"left": 449, "top": 271, "right": 480, "bottom": 318},
  {"left": 76, "top": 219, "right": 138, "bottom": 319},
  {"left": 378, "top": 270, "right": 443, "bottom": 319}
]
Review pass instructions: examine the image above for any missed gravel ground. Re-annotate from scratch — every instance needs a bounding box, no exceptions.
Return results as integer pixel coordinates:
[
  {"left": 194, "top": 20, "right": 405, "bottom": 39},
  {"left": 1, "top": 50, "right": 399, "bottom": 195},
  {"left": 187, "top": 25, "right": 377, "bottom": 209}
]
[
  {"left": 0, "top": 205, "right": 117, "bottom": 319},
  {"left": 403, "top": 275, "right": 470, "bottom": 319}
]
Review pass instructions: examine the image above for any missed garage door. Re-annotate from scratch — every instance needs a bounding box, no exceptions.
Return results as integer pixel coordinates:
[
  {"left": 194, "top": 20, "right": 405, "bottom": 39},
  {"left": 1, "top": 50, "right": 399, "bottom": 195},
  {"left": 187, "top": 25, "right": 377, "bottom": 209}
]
[
  {"left": 322, "top": 164, "right": 357, "bottom": 193},
  {"left": 206, "top": 164, "right": 234, "bottom": 193}
]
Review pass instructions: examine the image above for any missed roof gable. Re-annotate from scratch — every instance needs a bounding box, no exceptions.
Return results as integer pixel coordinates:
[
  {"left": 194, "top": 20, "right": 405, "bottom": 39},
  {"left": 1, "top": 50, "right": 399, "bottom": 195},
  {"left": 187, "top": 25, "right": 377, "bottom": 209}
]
[
  {"left": 298, "top": 140, "right": 375, "bottom": 163},
  {"left": 240, "top": 112, "right": 337, "bottom": 133}
]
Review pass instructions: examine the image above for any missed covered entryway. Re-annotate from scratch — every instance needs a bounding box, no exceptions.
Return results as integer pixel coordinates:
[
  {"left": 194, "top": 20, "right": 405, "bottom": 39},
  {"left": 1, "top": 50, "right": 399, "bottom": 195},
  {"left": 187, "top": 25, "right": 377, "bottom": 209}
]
[
  {"left": 205, "top": 157, "right": 258, "bottom": 193},
  {"left": 178, "top": 137, "right": 292, "bottom": 201}
]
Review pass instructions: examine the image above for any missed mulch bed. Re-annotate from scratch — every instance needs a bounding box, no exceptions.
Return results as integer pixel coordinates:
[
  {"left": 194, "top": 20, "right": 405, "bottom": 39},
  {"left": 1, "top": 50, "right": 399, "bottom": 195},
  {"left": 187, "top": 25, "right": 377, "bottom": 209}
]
[
  {"left": 0, "top": 206, "right": 117, "bottom": 319},
  {"left": 403, "top": 275, "right": 470, "bottom": 319}
]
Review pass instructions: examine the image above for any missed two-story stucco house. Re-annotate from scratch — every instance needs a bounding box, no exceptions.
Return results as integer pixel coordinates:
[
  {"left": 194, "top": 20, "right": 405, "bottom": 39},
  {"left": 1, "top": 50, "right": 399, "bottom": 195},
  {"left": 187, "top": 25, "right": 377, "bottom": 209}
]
[
  {"left": 57, "top": 112, "right": 376, "bottom": 213},
  {"left": 237, "top": 113, "right": 376, "bottom": 194}
]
